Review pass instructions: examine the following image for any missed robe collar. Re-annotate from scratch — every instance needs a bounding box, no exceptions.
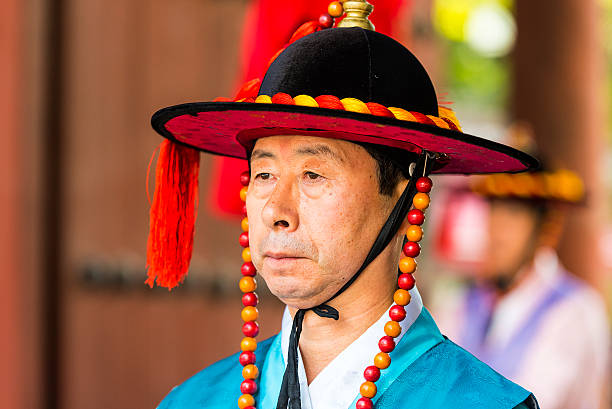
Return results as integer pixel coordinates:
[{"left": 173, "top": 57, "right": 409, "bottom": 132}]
[{"left": 258, "top": 287, "right": 444, "bottom": 409}]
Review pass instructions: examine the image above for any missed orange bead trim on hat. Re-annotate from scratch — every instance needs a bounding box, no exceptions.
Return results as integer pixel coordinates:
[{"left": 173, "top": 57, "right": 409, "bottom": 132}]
[{"left": 216, "top": 93, "right": 463, "bottom": 133}]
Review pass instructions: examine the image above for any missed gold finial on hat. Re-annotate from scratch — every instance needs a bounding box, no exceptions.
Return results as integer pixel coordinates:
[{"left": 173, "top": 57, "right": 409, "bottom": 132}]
[{"left": 336, "top": 0, "right": 375, "bottom": 31}]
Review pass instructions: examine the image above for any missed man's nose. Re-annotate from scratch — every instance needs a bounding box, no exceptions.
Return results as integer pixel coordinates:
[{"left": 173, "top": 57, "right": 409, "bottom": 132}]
[{"left": 261, "top": 178, "right": 299, "bottom": 232}]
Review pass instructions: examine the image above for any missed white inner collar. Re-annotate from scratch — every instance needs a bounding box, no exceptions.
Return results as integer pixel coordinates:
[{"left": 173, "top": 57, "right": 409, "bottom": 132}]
[{"left": 280, "top": 286, "right": 423, "bottom": 409}]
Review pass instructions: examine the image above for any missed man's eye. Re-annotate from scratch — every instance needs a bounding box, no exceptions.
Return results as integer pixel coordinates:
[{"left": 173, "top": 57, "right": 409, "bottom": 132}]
[
  {"left": 255, "top": 173, "right": 271, "bottom": 180},
  {"left": 305, "top": 171, "right": 321, "bottom": 180}
]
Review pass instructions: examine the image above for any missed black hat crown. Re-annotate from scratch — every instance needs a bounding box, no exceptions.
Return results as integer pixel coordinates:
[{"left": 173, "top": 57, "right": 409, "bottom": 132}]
[{"left": 259, "top": 27, "right": 439, "bottom": 116}]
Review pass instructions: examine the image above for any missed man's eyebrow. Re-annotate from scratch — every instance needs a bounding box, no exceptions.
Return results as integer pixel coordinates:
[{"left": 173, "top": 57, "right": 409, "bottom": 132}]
[
  {"left": 295, "top": 144, "right": 345, "bottom": 163},
  {"left": 250, "top": 149, "right": 276, "bottom": 160}
]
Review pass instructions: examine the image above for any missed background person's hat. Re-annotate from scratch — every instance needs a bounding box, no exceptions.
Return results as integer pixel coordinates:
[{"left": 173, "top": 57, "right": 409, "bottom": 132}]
[{"left": 469, "top": 122, "right": 583, "bottom": 203}]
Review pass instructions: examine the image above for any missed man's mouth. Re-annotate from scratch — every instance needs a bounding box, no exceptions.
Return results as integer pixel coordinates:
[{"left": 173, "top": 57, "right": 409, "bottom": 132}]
[{"left": 262, "top": 251, "right": 307, "bottom": 268}]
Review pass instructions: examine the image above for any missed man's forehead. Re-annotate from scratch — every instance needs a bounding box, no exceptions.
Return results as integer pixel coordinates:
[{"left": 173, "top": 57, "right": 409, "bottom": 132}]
[{"left": 250, "top": 135, "right": 361, "bottom": 164}]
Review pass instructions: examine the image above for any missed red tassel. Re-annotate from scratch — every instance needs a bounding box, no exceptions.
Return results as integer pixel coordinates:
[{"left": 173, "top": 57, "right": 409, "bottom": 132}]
[
  {"left": 288, "top": 21, "right": 322, "bottom": 43},
  {"left": 146, "top": 139, "right": 200, "bottom": 290},
  {"left": 235, "top": 78, "right": 262, "bottom": 101}
]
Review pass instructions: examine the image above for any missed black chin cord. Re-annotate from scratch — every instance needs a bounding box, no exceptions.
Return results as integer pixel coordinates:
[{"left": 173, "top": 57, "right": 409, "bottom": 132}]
[{"left": 276, "top": 152, "right": 433, "bottom": 409}]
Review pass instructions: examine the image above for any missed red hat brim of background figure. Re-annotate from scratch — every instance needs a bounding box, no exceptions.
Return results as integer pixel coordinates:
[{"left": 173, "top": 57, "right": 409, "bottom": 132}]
[{"left": 150, "top": 27, "right": 539, "bottom": 175}]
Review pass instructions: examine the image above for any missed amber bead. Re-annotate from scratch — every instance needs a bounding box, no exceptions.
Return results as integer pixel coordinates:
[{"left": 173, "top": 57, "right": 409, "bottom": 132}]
[
  {"left": 242, "top": 247, "right": 252, "bottom": 262},
  {"left": 413, "top": 192, "right": 430, "bottom": 210},
  {"left": 240, "top": 186, "right": 248, "bottom": 202},
  {"left": 398, "top": 273, "right": 415, "bottom": 290},
  {"left": 238, "top": 393, "right": 255, "bottom": 409},
  {"left": 240, "top": 171, "right": 250, "bottom": 187},
  {"left": 242, "top": 292, "right": 258, "bottom": 307},
  {"left": 393, "top": 289, "right": 411, "bottom": 306},
  {"left": 403, "top": 241, "right": 420, "bottom": 258},
  {"left": 242, "top": 321, "right": 259, "bottom": 337},
  {"left": 356, "top": 397, "right": 374, "bottom": 409},
  {"left": 389, "top": 305, "right": 406, "bottom": 322},
  {"left": 406, "top": 225, "right": 423, "bottom": 242},
  {"left": 384, "top": 320, "right": 401, "bottom": 337},
  {"left": 241, "top": 337, "right": 257, "bottom": 352},
  {"left": 241, "top": 262, "right": 256, "bottom": 276},
  {"left": 363, "top": 365, "right": 381, "bottom": 382},
  {"left": 239, "top": 276, "right": 257, "bottom": 293},
  {"left": 398, "top": 257, "right": 416, "bottom": 274},
  {"left": 328, "top": 1, "right": 343, "bottom": 17},
  {"left": 239, "top": 231, "right": 249, "bottom": 247},
  {"left": 378, "top": 335, "right": 395, "bottom": 353},
  {"left": 319, "top": 13, "right": 333, "bottom": 28},
  {"left": 360, "top": 381, "right": 377, "bottom": 398},
  {"left": 407, "top": 209, "right": 425, "bottom": 225},
  {"left": 241, "top": 379, "right": 258, "bottom": 394},
  {"left": 242, "top": 363, "right": 259, "bottom": 379},
  {"left": 239, "top": 351, "right": 256, "bottom": 366},
  {"left": 374, "top": 352, "right": 391, "bottom": 369},
  {"left": 241, "top": 306, "right": 258, "bottom": 322},
  {"left": 241, "top": 217, "right": 249, "bottom": 231},
  {"left": 416, "top": 176, "right": 432, "bottom": 193}
]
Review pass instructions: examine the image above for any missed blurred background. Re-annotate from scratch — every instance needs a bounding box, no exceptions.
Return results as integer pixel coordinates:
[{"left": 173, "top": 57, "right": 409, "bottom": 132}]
[{"left": 1, "top": 0, "right": 611, "bottom": 408}]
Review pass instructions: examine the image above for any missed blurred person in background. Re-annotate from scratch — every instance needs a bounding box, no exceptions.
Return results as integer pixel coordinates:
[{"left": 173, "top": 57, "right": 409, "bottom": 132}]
[
  {"left": 432, "top": 126, "right": 610, "bottom": 409},
  {"left": 144, "top": 2, "right": 540, "bottom": 408}
]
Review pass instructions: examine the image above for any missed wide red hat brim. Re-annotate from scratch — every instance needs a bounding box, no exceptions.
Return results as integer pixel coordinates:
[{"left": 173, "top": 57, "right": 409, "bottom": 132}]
[{"left": 151, "top": 102, "right": 539, "bottom": 174}]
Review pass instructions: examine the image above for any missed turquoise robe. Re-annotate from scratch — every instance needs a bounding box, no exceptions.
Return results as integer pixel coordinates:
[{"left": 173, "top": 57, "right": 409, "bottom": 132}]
[{"left": 158, "top": 309, "right": 538, "bottom": 408}]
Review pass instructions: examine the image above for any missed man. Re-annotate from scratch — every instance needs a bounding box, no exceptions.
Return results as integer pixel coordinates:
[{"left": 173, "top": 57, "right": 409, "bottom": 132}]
[
  {"left": 433, "top": 166, "right": 610, "bottom": 409},
  {"left": 145, "top": 2, "right": 540, "bottom": 408}
]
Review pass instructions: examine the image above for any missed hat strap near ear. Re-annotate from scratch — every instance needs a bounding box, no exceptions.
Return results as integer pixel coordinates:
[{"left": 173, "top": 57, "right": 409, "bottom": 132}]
[
  {"left": 146, "top": 139, "right": 200, "bottom": 289},
  {"left": 234, "top": 93, "right": 462, "bottom": 132},
  {"left": 274, "top": 152, "right": 435, "bottom": 409}
]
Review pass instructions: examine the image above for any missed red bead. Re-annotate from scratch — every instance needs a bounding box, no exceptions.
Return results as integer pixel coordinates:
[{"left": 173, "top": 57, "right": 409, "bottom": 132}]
[
  {"left": 242, "top": 292, "right": 258, "bottom": 307},
  {"left": 398, "top": 273, "right": 416, "bottom": 290},
  {"left": 319, "top": 13, "right": 333, "bottom": 28},
  {"left": 241, "top": 262, "right": 256, "bottom": 276},
  {"left": 356, "top": 397, "right": 373, "bottom": 409},
  {"left": 363, "top": 365, "right": 380, "bottom": 382},
  {"left": 239, "top": 351, "right": 256, "bottom": 366},
  {"left": 241, "top": 204, "right": 248, "bottom": 216},
  {"left": 416, "top": 176, "right": 433, "bottom": 193},
  {"left": 407, "top": 209, "right": 425, "bottom": 225},
  {"left": 239, "top": 231, "right": 249, "bottom": 247},
  {"left": 243, "top": 407, "right": 256, "bottom": 409},
  {"left": 242, "top": 321, "right": 259, "bottom": 337},
  {"left": 240, "top": 171, "right": 250, "bottom": 186},
  {"left": 403, "top": 241, "right": 421, "bottom": 257},
  {"left": 378, "top": 335, "right": 395, "bottom": 353},
  {"left": 241, "top": 379, "right": 258, "bottom": 394},
  {"left": 389, "top": 305, "right": 407, "bottom": 322}
]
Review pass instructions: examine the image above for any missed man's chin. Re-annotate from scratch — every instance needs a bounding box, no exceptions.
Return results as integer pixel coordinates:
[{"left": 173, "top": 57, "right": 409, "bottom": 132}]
[{"left": 267, "top": 285, "right": 330, "bottom": 310}]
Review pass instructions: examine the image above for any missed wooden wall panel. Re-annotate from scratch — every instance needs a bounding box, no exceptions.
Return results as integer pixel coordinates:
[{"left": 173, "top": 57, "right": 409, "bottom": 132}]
[
  {"left": 0, "top": 0, "right": 47, "bottom": 407},
  {"left": 59, "top": 1, "right": 284, "bottom": 408},
  {"left": 513, "top": 0, "right": 609, "bottom": 291}
]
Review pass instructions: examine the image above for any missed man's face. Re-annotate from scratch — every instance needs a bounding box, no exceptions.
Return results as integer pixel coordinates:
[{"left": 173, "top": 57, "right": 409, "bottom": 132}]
[
  {"left": 479, "top": 199, "right": 540, "bottom": 283},
  {"left": 246, "top": 135, "right": 396, "bottom": 309}
]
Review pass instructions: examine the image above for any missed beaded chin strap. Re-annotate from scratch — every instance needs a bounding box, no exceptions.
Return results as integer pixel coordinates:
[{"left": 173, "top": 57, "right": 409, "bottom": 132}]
[{"left": 236, "top": 150, "right": 436, "bottom": 409}]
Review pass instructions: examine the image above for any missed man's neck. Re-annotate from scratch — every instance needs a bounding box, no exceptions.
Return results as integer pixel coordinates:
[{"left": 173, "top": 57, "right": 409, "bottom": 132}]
[{"left": 288, "top": 260, "right": 398, "bottom": 384}]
